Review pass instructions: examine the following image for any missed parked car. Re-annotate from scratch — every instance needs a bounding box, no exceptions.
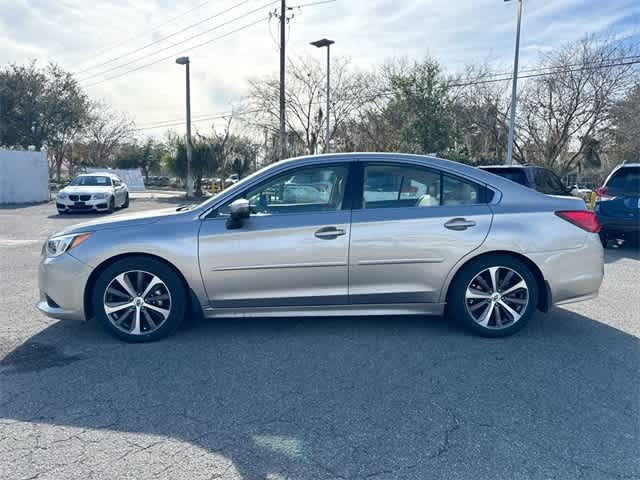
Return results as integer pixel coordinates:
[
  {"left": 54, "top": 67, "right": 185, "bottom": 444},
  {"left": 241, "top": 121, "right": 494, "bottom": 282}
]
[
  {"left": 594, "top": 163, "right": 640, "bottom": 247},
  {"left": 38, "top": 153, "right": 603, "bottom": 342},
  {"left": 225, "top": 174, "right": 240, "bottom": 187},
  {"left": 478, "top": 165, "right": 573, "bottom": 196},
  {"left": 56, "top": 173, "right": 129, "bottom": 214}
]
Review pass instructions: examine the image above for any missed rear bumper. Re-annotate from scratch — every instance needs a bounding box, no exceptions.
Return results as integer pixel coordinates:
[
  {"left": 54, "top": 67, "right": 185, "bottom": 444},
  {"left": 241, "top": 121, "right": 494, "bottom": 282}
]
[
  {"left": 596, "top": 212, "right": 639, "bottom": 235},
  {"left": 528, "top": 234, "right": 604, "bottom": 306}
]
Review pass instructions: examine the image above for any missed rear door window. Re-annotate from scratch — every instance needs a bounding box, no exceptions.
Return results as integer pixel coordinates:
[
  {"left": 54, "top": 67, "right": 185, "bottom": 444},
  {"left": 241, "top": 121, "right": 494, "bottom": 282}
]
[{"left": 362, "top": 163, "right": 490, "bottom": 209}]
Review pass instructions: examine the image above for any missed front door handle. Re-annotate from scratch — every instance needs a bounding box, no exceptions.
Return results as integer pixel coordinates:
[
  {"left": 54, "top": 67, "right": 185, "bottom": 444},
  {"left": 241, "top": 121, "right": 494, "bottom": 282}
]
[
  {"left": 444, "top": 218, "right": 476, "bottom": 230},
  {"left": 315, "top": 227, "right": 346, "bottom": 239}
]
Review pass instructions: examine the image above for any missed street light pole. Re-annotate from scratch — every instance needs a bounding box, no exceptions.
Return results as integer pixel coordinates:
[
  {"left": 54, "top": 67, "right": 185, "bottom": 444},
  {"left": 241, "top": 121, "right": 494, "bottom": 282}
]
[
  {"left": 176, "top": 56, "right": 193, "bottom": 197},
  {"left": 505, "top": 0, "right": 523, "bottom": 166},
  {"left": 311, "top": 38, "right": 335, "bottom": 154}
]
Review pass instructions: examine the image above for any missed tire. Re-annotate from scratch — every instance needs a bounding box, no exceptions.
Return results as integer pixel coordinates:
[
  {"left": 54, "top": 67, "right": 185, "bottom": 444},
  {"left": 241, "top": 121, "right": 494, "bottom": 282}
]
[
  {"left": 107, "top": 197, "right": 115, "bottom": 213},
  {"left": 447, "top": 254, "right": 538, "bottom": 338},
  {"left": 91, "top": 256, "right": 186, "bottom": 342},
  {"left": 122, "top": 193, "right": 129, "bottom": 208},
  {"left": 599, "top": 231, "right": 609, "bottom": 248}
]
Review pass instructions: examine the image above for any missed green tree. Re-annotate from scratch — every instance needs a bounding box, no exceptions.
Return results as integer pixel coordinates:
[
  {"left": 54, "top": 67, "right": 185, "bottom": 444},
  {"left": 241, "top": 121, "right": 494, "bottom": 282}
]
[
  {"left": 163, "top": 138, "right": 216, "bottom": 196},
  {"left": 0, "top": 62, "right": 90, "bottom": 179},
  {"left": 115, "top": 138, "right": 163, "bottom": 182}
]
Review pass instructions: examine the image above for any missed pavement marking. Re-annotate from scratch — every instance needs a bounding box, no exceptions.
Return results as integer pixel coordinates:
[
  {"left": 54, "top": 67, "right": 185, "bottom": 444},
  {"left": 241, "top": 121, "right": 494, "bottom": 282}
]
[{"left": 0, "top": 238, "right": 41, "bottom": 247}]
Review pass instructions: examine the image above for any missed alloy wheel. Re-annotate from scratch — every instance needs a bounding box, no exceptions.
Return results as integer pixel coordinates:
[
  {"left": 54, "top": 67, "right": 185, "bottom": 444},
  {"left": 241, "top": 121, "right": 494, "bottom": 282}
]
[
  {"left": 103, "top": 270, "right": 172, "bottom": 335},
  {"left": 465, "top": 266, "right": 529, "bottom": 329}
]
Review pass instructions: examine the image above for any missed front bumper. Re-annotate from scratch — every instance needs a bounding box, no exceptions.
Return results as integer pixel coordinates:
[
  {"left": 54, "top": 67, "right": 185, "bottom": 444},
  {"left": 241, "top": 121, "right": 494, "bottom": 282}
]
[
  {"left": 56, "top": 196, "right": 111, "bottom": 212},
  {"left": 37, "top": 252, "right": 93, "bottom": 321}
]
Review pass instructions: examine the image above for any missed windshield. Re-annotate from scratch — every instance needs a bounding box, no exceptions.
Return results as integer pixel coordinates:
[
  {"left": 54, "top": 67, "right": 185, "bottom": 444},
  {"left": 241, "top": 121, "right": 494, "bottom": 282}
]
[{"left": 69, "top": 176, "right": 112, "bottom": 186}]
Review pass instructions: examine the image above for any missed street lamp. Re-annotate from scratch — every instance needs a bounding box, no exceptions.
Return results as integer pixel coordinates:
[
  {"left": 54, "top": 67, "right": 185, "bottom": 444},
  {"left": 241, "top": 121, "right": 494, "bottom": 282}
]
[
  {"left": 175, "top": 56, "right": 193, "bottom": 197},
  {"left": 310, "top": 38, "right": 334, "bottom": 153},
  {"left": 504, "top": 0, "right": 523, "bottom": 166}
]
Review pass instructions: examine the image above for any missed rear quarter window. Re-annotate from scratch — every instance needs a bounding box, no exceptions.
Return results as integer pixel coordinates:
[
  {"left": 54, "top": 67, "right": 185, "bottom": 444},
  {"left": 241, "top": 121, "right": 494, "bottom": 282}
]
[{"left": 606, "top": 167, "right": 640, "bottom": 193}]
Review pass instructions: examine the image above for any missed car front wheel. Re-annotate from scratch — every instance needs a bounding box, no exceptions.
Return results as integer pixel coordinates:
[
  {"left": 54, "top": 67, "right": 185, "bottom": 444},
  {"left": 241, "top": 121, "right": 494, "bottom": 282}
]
[
  {"left": 92, "top": 257, "right": 186, "bottom": 342},
  {"left": 447, "top": 254, "right": 538, "bottom": 337}
]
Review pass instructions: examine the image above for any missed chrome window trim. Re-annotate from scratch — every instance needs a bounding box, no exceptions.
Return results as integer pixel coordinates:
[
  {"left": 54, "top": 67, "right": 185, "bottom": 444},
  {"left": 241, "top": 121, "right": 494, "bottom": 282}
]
[{"left": 196, "top": 154, "right": 503, "bottom": 219}]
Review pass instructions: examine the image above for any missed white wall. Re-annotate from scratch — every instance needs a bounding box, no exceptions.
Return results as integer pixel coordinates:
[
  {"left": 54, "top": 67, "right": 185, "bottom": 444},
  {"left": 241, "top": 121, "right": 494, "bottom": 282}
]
[{"left": 0, "top": 150, "right": 49, "bottom": 204}]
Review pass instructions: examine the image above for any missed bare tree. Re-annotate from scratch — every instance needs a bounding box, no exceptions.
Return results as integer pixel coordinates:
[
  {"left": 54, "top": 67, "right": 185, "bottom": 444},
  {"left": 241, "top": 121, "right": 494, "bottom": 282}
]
[
  {"left": 453, "top": 64, "right": 512, "bottom": 164},
  {"left": 607, "top": 80, "right": 640, "bottom": 164},
  {"left": 245, "top": 56, "right": 370, "bottom": 158},
  {"left": 83, "top": 102, "right": 134, "bottom": 167},
  {"left": 519, "top": 35, "right": 637, "bottom": 174}
]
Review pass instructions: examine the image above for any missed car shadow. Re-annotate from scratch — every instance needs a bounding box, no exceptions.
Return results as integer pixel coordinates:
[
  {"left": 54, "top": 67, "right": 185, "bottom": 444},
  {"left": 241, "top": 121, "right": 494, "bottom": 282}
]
[
  {"left": 604, "top": 240, "right": 640, "bottom": 263},
  {"left": 1, "top": 311, "right": 637, "bottom": 479}
]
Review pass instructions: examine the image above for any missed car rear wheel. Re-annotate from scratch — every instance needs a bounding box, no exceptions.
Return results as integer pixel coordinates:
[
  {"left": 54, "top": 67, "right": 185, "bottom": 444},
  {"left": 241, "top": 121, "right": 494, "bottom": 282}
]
[
  {"left": 447, "top": 254, "right": 538, "bottom": 337},
  {"left": 91, "top": 257, "right": 186, "bottom": 342}
]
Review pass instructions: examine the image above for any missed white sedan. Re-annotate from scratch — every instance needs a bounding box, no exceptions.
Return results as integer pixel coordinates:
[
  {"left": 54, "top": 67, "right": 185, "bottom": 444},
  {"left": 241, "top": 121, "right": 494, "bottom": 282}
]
[{"left": 56, "top": 173, "right": 129, "bottom": 214}]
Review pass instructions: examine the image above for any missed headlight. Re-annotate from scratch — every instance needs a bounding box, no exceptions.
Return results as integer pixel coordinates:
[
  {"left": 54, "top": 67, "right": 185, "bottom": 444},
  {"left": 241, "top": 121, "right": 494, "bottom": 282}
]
[
  {"left": 93, "top": 193, "right": 109, "bottom": 199},
  {"left": 45, "top": 233, "right": 92, "bottom": 257},
  {"left": 57, "top": 192, "right": 68, "bottom": 199}
]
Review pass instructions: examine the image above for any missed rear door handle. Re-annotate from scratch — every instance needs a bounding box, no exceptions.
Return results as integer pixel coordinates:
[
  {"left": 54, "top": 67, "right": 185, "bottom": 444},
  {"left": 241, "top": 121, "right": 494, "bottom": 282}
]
[
  {"left": 315, "top": 226, "right": 346, "bottom": 239},
  {"left": 444, "top": 218, "right": 476, "bottom": 230}
]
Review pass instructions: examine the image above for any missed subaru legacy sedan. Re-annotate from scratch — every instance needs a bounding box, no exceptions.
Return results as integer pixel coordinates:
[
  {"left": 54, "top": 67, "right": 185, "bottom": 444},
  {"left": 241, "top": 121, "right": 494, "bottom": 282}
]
[{"left": 38, "top": 153, "right": 604, "bottom": 342}]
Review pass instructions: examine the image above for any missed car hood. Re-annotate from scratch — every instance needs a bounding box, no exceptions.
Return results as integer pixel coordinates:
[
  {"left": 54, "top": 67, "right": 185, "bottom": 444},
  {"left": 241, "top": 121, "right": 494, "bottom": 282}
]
[
  {"left": 60, "top": 186, "right": 113, "bottom": 194},
  {"left": 57, "top": 207, "right": 185, "bottom": 235}
]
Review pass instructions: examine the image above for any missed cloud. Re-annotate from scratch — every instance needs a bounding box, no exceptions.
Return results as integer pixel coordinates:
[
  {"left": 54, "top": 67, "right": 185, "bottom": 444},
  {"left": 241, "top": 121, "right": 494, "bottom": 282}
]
[{"left": 0, "top": 0, "right": 637, "bottom": 136}]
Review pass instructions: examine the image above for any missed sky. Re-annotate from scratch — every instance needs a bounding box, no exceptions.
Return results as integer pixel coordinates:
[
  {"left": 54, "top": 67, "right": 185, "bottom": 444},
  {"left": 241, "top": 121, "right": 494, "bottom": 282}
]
[{"left": 1, "top": 0, "right": 638, "bottom": 137}]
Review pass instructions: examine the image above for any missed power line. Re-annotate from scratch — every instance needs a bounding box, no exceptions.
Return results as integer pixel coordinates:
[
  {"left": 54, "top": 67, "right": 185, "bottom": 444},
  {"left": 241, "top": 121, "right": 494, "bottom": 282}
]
[
  {"left": 469, "top": 54, "right": 640, "bottom": 81},
  {"left": 81, "top": 0, "right": 334, "bottom": 88},
  {"left": 77, "top": 0, "right": 253, "bottom": 78},
  {"left": 134, "top": 109, "right": 262, "bottom": 131},
  {"left": 83, "top": 17, "right": 269, "bottom": 88},
  {"left": 79, "top": 0, "right": 216, "bottom": 64},
  {"left": 451, "top": 58, "right": 640, "bottom": 88}
]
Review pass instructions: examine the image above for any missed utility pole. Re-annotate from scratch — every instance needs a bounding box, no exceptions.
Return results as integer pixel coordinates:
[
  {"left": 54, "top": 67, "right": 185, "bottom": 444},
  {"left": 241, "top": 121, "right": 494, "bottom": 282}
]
[
  {"left": 505, "top": 0, "right": 523, "bottom": 166},
  {"left": 279, "top": 0, "right": 287, "bottom": 160}
]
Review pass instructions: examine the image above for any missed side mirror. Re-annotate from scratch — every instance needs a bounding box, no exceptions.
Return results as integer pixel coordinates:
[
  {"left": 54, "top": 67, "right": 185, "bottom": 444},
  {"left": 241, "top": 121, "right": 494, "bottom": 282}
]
[{"left": 226, "top": 198, "right": 250, "bottom": 229}]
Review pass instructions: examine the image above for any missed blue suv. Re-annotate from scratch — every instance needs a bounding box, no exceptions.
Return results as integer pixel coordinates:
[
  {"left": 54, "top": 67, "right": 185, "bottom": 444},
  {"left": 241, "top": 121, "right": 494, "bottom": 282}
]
[{"left": 595, "top": 163, "right": 640, "bottom": 247}]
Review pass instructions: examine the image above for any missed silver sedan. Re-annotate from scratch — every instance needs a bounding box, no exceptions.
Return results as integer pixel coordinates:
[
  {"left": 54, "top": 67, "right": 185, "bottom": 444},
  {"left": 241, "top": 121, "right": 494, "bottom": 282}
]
[{"left": 37, "top": 153, "right": 604, "bottom": 342}]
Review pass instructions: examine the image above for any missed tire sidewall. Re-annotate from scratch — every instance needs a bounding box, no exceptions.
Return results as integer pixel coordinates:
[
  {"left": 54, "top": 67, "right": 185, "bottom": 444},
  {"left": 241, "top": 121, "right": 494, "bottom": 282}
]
[
  {"left": 92, "top": 257, "right": 186, "bottom": 342},
  {"left": 448, "top": 254, "right": 538, "bottom": 337}
]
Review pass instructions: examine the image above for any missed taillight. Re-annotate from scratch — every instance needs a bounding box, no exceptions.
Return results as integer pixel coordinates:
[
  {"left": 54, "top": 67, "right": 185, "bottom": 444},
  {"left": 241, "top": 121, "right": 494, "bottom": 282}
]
[
  {"left": 595, "top": 186, "right": 616, "bottom": 201},
  {"left": 555, "top": 210, "right": 601, "bottom": 233}
]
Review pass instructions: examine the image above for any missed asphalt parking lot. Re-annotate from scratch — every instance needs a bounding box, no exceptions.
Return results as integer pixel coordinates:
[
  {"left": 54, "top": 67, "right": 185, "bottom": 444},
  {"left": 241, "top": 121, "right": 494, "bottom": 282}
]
[{"left": 0, "top": 199, "right": 638, "bottom": 480}]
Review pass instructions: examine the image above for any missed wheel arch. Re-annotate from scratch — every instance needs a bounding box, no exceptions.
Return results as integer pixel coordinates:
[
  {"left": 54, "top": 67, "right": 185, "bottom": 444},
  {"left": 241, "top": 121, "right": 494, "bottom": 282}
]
[
  {"left": 83, "top": 252, "right": 199, "bottom": 321},
  {"left": 443, "top": 250, "right": 550, "bottom": 312}
]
